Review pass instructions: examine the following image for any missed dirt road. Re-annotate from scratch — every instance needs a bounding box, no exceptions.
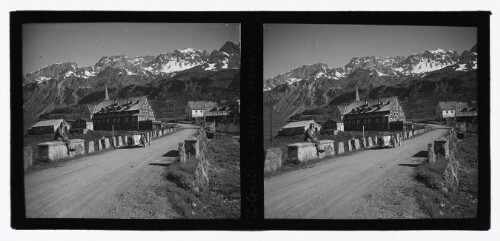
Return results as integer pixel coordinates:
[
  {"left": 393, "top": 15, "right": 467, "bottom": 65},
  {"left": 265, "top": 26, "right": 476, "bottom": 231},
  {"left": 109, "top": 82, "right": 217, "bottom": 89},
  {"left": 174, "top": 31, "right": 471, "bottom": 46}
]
[
  {"left": 265, "top": 127, "right": 448, "bottom": 219},
  {"left": 25, "top": 124, "right": 198, "bottom": 218}
]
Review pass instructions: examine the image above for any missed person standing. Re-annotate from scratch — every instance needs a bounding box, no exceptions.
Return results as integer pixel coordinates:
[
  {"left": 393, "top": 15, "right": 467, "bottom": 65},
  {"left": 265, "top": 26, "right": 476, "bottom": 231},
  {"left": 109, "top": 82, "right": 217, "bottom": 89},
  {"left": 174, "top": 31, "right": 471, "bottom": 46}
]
[{"left": 304, "top": 123, "right": 324, "bottom": 156}]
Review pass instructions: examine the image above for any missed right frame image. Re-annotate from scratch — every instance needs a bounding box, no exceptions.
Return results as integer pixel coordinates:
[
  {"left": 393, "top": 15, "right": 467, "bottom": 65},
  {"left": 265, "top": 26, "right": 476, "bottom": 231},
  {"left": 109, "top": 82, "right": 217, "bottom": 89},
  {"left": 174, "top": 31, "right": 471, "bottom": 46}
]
[{"left": 263, "top": 24, "right": 479, "bottom": 219}]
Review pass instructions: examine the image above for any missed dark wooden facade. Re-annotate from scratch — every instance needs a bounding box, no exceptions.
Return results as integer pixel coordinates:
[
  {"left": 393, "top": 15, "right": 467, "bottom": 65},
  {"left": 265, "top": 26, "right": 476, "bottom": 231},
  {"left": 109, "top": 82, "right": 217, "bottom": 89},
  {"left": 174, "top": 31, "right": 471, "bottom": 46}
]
[
  {"left": 344, "top": 97, "right": 406, "bottom": 131},
  {"left": 93, "top": 96, "right": 156, "bottom": 131}
]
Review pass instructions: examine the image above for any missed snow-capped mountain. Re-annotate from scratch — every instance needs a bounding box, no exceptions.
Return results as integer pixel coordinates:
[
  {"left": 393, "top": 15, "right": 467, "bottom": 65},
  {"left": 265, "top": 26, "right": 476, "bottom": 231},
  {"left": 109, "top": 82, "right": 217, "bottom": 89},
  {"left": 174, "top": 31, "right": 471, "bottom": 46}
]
[
  {"left": 23, "top": 42, "right": 240, "bottom": 86},
  {"left": 264, "top": 46, "right": 475, "bottom": 92},
  {"left": 264, "top": 43, "right": 477, "bottom": 119},
  {"left": 23, "top": 41, "right": 240, "bottom": 121}
]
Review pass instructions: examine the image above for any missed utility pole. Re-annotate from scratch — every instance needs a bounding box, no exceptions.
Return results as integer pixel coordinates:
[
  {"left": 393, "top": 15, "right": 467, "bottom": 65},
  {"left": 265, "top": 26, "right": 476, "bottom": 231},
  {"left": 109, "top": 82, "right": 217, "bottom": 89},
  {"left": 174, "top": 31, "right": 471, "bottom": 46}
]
[
  {"left": 270, "top": 95, "right": 273, "bottom": 147},
  {"left": 173, "top": 102, "right": 176, "bottom": 123}
]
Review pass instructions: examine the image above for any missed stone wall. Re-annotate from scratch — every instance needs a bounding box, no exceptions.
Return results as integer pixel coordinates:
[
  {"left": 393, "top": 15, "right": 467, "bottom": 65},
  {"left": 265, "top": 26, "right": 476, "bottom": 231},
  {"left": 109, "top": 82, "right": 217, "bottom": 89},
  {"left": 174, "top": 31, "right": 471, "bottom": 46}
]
[
  {"left": 287, "top": 140, "right": 335, "bottom": 163},
  {"left": 38, "top": 139, "right": 85, "bottom": 162}
]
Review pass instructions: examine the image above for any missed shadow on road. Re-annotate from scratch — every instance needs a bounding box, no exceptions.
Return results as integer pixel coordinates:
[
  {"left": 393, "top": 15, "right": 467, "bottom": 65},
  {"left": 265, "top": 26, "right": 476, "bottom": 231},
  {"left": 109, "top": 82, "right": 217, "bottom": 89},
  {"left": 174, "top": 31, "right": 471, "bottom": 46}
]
[
  {"left": 398, "top": 163, "right": 420, "bottom": 167},
  {"left": 163, "top": 150, "right": 179, "bottom": 157},
  {"left": 412, "top": 150, "right": 428, "bottom": 158}
]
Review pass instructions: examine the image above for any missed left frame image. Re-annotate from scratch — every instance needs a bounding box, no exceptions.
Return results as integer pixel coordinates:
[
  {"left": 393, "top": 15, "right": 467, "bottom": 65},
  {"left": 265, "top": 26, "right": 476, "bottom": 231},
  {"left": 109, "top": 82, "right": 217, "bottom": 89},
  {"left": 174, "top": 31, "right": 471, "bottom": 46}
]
[{"left": 19, "top": 22, "right": 241, "bottom": 219}]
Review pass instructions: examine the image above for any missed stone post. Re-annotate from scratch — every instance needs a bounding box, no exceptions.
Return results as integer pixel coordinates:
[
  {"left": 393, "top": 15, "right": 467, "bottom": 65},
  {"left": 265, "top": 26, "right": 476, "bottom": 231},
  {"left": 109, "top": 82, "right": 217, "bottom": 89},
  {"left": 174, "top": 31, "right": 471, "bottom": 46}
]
[
  {"left": 337, "top": 142, "right": 345, "bottom": 154},
  {"left": 112, "top": 137, "right": 117, "bottom": 148},
  {"left": 367, "top": 136, "right": 373, "bottom": 147},
  {"left": 353, "top": 139, "right": 360, "bottom": 150},
  {"left": 347, "top": 140, "right": 353, "bottom": 152},
  {"left": 24, "top": 146, "right": 33, "bottom": 171},
  {"left": 178, "top": 142, "right": 186, "bottom": 163},
  {"left": 434, "top": 138, "right": 449, "bottom": 159},
  {"left": 428, "top": 142, "right": 435, "bottom": 163},
  {"left": 87, "top": 141, "right": 95, "bottom": 154},
  {"left": 117, "top": 136, "right": 123, "bottom": 147},
  {"left": 98, "top": 139, "right": 103, "bottom": 150},
  {"left": 265, "top": 148, "right": 283, "bottom": 173}
]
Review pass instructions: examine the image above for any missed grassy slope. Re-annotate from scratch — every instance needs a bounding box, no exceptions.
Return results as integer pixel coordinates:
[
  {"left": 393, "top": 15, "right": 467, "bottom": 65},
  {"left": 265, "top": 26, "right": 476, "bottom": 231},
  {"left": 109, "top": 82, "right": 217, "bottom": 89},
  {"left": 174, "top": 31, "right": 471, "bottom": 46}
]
[
  {"left": 162, "top": 135, "right": 240, "bottom": 218},
  {"left": 414, "top": 135, "right": 478, "bottom": 218}
]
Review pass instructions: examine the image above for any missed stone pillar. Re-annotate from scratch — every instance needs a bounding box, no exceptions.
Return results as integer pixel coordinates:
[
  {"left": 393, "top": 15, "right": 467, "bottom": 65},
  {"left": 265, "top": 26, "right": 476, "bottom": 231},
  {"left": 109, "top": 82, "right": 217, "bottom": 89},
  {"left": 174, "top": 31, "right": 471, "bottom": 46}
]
[
  {"left": 367, "top": 136, "right": 373, "bottom": 147},
  {"left": 178, "top": 142, "right": 186, "bottom": 163},
  {"left": 24, "top": 146, "right": 33, "bottom": 171},
  {"left": 337, "top": 142, "right": 345, "bottom": 154},
  {"left": 98, "top": 139, "right": 103, "bottom": 150},
  {"left": 265, "top": 148, "right": 283, "bottom": 173},
  {"left": 102, "top": 138, "right": 110, "bottom": 149},
  {"left": 353, "top": 139, "right": 360, "bottom": 150},
  {"left": 347, "top": 140, "right": 353, "bottom": 152},
  {"left": 87, "top": 141, "right": 95, "bottom": 154},
  {"left": 112, "top": 137, "right": 117, "bottom": 148},
  {"left": 117, "top": 136, "right": 123, "bottom": 147},
  {"left": 434, "top": 138, "right": 449, "bottom": 159},
  {"left": 185, "top": 137, "right": 199, "bottom": 159},
  {"left": 428, "top": 143, "right": 435, "bottom": 163}
]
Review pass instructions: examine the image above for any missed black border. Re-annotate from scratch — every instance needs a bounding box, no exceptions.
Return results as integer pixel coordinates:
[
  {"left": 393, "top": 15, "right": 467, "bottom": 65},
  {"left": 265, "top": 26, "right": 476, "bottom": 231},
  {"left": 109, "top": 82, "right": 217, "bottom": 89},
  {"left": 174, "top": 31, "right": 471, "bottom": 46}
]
[{"left": 11, "top": 11, "right": 490, "bottom": 230}]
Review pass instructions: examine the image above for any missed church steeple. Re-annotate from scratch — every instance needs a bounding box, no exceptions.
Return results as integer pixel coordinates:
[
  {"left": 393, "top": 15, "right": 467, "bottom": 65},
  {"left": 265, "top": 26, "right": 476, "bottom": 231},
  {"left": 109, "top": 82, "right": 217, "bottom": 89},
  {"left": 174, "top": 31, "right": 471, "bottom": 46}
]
[
  {"left": 104, "top": 84, "right": 109, "bottom": 100},
  {"left": 355, "top": 84, "right": 360, "bottom": 102}
]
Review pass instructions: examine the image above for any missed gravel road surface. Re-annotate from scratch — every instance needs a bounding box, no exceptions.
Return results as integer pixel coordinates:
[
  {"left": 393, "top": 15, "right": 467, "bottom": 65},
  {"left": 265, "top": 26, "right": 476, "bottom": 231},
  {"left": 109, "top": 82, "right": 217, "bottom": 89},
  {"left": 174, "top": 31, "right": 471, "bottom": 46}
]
[
  {"left": 25, "top": 124, "right": 198, "bottom": 218},
  {"left": 265, "top": 127, "right": 448, "bottom": 219}
]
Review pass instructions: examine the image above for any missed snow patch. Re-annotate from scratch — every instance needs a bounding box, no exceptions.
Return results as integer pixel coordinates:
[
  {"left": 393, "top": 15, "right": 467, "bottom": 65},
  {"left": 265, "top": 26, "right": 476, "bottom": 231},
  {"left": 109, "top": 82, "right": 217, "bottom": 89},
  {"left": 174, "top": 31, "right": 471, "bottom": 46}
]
[
  {"left": 205, "top": 63, "right": 216, "bottom": 71},
  {"left": 455, "top": 64, "right": 467, "bottom": 71}
]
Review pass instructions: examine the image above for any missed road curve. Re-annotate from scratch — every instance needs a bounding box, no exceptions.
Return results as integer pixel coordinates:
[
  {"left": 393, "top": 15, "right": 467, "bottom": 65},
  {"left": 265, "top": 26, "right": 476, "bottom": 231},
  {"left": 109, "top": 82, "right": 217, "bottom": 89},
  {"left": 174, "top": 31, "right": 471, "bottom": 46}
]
[
  {"left": 25, "top": 124, "right": 198, "bottom": 218},
  {"left": 265, "top": 127, "right": 448, "bottom": 219}
]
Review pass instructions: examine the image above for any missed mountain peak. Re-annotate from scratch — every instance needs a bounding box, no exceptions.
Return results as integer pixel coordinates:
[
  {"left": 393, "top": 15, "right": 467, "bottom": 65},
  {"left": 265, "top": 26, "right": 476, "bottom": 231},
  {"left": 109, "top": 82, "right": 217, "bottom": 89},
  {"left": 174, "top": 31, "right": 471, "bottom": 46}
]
[{"left": 219, "top": 41, "right": 240, "bottom": 54}]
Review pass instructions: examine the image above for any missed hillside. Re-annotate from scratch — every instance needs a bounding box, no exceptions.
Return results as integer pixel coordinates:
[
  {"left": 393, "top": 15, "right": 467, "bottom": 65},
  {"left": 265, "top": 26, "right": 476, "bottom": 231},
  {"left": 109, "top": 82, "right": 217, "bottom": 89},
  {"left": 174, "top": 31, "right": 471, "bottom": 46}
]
[
  {"left": 263, "top": 44, "right": 477, "bottom": 122},
  {"left": 23, "top": 41, "right": 240, "bottom": 128}
]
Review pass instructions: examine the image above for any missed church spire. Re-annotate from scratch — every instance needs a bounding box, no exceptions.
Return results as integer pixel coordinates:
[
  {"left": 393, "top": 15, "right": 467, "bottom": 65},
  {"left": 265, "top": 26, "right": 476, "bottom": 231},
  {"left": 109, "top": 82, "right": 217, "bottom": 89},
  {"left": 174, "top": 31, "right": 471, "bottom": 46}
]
[
  {"left": 104, "top": 84, "right": 109, "bottom": 100},
  {"left": 355, "top": 84, "right": 360, "bottom": 101}
]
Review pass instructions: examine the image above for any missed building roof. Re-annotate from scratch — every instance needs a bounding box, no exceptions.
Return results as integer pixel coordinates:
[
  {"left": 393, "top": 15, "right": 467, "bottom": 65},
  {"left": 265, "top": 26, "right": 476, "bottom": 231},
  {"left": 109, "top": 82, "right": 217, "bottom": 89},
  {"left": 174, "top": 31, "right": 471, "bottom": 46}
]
[
  {"left": 76, "top": 118, "right": 92, "bottom": 122},
  {"left": 437, "top": 101, "right": 460, "bottom": 110},
  {"left": 281, "top": 120, "right": 319, "bottom": 129},
  {"left": 292, "top": 115, "right": 332, "bottom": 123},
  {"left": 31, "top": 119, "right": 67, "bottom": 128},
  {"left": 187, "top": 101, "right": 217, "bottom": 110},
  {"left": 336, "top": 105, "right": 347, "bottom": 115},
  {"left": 438, "top": 101, "right": 477, "bottom": 112},
  {"left": 344, "top": 96, "right": 399, "bottom": 116},
  {"left": 94, "top": 96, "right": 149, "bottom": 114}
]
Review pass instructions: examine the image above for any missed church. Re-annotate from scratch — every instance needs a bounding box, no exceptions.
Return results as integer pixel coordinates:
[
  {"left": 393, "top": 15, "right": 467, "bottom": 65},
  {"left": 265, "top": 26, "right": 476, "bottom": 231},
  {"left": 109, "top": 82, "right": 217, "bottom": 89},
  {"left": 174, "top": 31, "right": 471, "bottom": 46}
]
[{"left": 87, "top": 86, "right": 161, "bottom": 131}]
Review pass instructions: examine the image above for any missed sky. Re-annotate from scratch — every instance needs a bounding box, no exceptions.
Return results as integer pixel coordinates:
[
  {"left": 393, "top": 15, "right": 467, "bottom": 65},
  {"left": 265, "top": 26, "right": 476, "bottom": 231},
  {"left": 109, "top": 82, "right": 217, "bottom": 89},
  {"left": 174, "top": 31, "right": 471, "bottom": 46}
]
[
  {"left": 264, "top": 24, "right": 477, "bottom": 79},
  {"left": 23, "top": 23, "right": 240, "bottom": 75}
]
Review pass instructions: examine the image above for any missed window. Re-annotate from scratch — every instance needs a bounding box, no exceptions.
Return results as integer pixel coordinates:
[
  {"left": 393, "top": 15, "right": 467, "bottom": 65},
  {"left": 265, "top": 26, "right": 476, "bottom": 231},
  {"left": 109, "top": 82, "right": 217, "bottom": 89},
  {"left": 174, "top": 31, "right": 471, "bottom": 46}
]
[
  {"left": 383, "top": 118, "right": 386, "bottom": 123},
  {"left": 376, "top": 118, "right": 379, "bottom": 123},
  {"left": 368, "top": 119, "right": 371, "bottom": 124},
  {"left": 357, "top": 120, "right": 360, "bottom": 124},
  {"left": 125, "top": 118, "right": 129, "bottom": 123},
  {"left": 117, "top": 118, "right": 120, "bottom": 123}
]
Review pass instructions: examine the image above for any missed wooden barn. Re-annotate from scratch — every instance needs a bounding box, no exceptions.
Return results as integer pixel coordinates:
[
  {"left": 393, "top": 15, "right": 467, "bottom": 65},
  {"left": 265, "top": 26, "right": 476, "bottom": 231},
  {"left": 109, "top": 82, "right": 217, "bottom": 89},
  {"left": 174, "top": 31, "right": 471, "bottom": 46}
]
[
  {"left": 278, "top": 120, "right": 321, "bottom": 136},
  {"left": 322, "top": 119, "right": 344, "bottom": 132},
  {"left": 28, "top": 119, "right": 70, "bottom": 135}
]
